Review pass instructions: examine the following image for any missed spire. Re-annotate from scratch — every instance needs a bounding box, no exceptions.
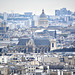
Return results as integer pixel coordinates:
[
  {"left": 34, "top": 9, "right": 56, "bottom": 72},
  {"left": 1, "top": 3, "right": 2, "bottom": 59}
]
[{"left": 42, "top": 9, "right": 44, "bottom": 14}]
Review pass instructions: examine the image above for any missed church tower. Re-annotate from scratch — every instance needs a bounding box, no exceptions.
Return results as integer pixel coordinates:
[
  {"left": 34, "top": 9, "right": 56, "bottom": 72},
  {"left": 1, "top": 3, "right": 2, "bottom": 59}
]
[{"left": 50, "top": 39, "right": 57, "bottom": 51}]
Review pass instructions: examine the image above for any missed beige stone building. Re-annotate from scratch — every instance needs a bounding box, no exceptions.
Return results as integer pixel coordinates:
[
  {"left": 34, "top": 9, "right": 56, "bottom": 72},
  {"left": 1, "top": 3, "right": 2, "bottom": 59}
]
[
  {"left": 64, "top": 56, "right": 75, "bottom": 65},
  {"left": 17, "top": 38, "right": 57, "bottom": 53}
]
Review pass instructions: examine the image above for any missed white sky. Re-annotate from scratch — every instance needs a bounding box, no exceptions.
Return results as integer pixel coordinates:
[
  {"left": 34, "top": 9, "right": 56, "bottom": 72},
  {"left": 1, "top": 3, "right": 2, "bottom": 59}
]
[{"left": 0, "top": 0, "right": 75, "bottom": 15}]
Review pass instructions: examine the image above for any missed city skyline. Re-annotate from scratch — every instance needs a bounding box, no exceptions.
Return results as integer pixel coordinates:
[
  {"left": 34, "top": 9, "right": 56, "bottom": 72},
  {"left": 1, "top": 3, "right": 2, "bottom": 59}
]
[{"left": 0, "top": 0, "right": 75, "bottom": 15}]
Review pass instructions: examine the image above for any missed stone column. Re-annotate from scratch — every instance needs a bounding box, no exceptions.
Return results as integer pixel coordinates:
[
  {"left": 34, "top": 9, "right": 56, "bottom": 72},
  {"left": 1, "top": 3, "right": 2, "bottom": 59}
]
[
  {"left": 33, "top": 46, "right": 35, "bottom": 53},
  {"left": 61, "top": 70, "right": 63, "bottom": 75},
  {"left": 4, "top": 67, "right": 8, "bottom": 75},
  {"left": 26, "top": 47, "right": 28, "bottom": 53},
  {"left": 58, "top": 70, "right": 60, "bottom": 75},
  {"left": 71, "top": 72, "right": 73, "bottom": 75}
]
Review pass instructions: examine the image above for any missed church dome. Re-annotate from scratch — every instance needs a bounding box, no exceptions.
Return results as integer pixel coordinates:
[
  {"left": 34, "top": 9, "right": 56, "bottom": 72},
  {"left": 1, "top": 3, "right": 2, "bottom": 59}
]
[
  {"left": 38, "top": 9, "right": 49, "bottom": 27},
  {"left": 40, "top": 9, "right": 47, "bottom": 18}
]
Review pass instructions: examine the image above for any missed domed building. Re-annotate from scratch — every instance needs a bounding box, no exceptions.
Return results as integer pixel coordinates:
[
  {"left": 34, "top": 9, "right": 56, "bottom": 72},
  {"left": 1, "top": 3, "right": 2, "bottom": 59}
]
[{"left": 38, "top": 9, "right": 49, "bottom": 27}]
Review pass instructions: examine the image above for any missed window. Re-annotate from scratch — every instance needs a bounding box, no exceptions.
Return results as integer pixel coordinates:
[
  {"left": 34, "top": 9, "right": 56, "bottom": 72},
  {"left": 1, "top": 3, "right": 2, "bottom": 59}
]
[
  {"left": 2, "top": 58, "right": 4, "bottom": 62},
  {"left": 52, "top": 43, "right": 54, "bottom": 47}
]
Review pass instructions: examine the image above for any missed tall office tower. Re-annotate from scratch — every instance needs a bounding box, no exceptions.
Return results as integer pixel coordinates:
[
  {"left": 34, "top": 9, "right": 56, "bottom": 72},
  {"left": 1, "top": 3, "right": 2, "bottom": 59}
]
[
  {"left": 0, "top": 19, "right": 9, "bottom": 38},
  {"left": 0, "top": 20, "right": 6, "bottom": 32},
  {"left": 3, "top": 12, "right": 7, "bottom": 21},
  {"left": 24, "top": 12, "right": 33, "bottom": 27},
  {"left": 55, "top": 10, "right": 60, "bottom": 16},
  {"left": 32, "top": 14, "right": 38, "bottom": 27},
  {"left": 60, "top": 8, "right": 67, "bottom": 16},
  {"left": 55, "top": 8, "right": 72, "bottom": 16},
  {"left": 38, "top": 9, "right": 49, "bottom": 27}
]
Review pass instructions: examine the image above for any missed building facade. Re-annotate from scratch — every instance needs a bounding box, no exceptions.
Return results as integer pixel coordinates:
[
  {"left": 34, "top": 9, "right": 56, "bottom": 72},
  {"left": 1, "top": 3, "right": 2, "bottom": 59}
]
[{"left": 17, "top": 38, "right": 56, "bottom": 53}]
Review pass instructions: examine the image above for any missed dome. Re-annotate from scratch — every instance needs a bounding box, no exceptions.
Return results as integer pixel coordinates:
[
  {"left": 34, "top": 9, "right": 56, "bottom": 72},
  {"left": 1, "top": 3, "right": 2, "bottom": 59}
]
[
  {"left": 38, "top": 9, "right": 49, "bottom": 27},
  {"left": 40, "top": 9, "right": 47, "bottom": 18}
]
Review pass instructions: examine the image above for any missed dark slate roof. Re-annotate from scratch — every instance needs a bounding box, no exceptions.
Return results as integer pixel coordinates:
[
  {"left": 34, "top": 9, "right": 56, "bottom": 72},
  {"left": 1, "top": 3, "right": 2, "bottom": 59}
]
[
  {"left": 18, "top": 38, "right": 50, "bottom": 46},
  {"left": 3, "top": 34, "right": 10, "bottom": 38},
  {"left": 34, "top": 38, "right": 50, "bottom": 46},
  {"left": 18, "top": 38, "right": 30, "bottom": 45},
  {"left": 49, "top": 65, "right": 64, "bottom": 69},
  {"left": 36, "top": 73, "right": 41, "bottom": 75},
  {"left": 71, "top": 41, "right": 75, "bottom": 46},
  {"left": 51, "top": 48, "right": 75, "bottom": 52},
  {"left": 0, "top": 48, "right": 2, "bottom": 52}
]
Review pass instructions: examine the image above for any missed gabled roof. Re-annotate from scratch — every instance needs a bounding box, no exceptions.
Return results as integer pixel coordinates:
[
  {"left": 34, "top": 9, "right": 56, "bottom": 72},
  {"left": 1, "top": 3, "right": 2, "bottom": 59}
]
[
  {"left": 18, "top": 38, "right": 50, "bottom": 46},
  {"left": 34, "top": 38, "right": 50, "bottom": 46},
  {"left": 18, "top": 38, "right": 30, "bottom": 45}
]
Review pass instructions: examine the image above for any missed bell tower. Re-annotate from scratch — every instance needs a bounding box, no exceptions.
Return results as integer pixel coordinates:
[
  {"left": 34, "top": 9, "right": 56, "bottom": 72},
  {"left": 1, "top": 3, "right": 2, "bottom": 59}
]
[{"left": 50, "top": 39, "right": 57, "bottom": 51}]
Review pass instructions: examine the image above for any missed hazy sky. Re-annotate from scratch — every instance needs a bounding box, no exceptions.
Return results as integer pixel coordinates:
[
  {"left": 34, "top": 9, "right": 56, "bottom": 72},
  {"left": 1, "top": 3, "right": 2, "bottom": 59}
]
[{"left": 0, "top": 0, "right": 75, "bottom": 15}]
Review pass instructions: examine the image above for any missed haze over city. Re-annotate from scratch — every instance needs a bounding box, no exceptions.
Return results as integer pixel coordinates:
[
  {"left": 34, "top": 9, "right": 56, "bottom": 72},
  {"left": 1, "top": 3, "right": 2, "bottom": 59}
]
[
  {"left": 0, "top": 0, "right": 75, "bottom": 75},
  {"left": 0, "top": 0, "right": 75, "bottom": 15}
]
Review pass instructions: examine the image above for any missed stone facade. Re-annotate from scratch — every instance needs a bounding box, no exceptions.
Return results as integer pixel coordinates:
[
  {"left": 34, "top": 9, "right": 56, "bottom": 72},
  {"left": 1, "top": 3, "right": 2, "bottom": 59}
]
[{"left": 17, "top": 38, "right": 56, "bottom": 53}]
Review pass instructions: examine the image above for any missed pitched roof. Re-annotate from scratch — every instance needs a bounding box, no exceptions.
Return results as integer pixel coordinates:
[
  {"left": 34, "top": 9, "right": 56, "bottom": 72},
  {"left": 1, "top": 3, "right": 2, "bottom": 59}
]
[
  {"left": 18, "top": 38, "right": 50, "bottom": 46},
  {"left": 34, "top": 38, "right": 50, "bottom": 46},
  {"left": 18, "top": 38, "right": 30, "bottom": 45}
]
